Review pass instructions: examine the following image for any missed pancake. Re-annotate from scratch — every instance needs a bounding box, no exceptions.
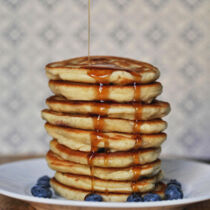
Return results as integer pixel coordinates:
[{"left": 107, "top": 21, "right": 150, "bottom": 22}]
[
  {"left": 49, "top": 80, "right": 162, "bottom": 103},
  {"left": 46, "top": 151, "right": 161, "bottom": 181},
  {"left": 54, "top": 171, "right": 163, "bottom": 193},
  {"left": 50, "top": 178, "right": 166, "bottom": 202},
  {"left": 50, "top": 139, "right": 161, "bottom": 168},
  {"left": 45, "top": 123, "right": 166, "bottom": 152},
  {"left": 46, "top": 96, "right": 170, "bottom": 120},
  {"left": 46, "top": 56, "right": 160, "bottom": 85},
  {"left": 42, "top": 110, "right": 167, "bottom": 134}
]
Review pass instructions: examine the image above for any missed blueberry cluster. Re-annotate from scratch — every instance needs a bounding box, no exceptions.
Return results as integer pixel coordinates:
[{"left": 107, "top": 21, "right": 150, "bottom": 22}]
[
  {"left": 165, "top": 179, "right": 183, "bottom": 200},
  {"left": 31, "top": 176, "right": 183, "bottom": 202},
  {"left": 31, "top": 175, "right": 52, "bottom": 198},
  {"left": 126, "top": 179, "right": 183, "bottom": 202},
  {"left": 127, "top": 193, "right": 161, "bottom": 202}
]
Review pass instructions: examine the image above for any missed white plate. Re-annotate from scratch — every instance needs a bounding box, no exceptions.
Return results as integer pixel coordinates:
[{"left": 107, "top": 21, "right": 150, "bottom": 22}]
[{"left": 0, "top": 158, "right": 210, "bottom": 208}]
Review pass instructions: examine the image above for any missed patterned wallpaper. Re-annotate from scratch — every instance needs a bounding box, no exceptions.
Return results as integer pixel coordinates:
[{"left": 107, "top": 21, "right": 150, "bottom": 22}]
[{"left": 0, "top": 0, "right": 209, "bottom": 158}]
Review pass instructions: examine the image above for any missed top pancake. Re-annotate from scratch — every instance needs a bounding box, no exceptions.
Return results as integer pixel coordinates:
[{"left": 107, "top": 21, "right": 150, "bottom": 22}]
[{"left": 46, "top": 56, "right": 160, "bottom": 85}]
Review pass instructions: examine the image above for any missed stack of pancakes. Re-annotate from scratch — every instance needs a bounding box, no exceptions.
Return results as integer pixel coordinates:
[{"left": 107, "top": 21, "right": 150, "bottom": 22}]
[{"left": 42, "top": 56, "right": 170, "bottom": 202}]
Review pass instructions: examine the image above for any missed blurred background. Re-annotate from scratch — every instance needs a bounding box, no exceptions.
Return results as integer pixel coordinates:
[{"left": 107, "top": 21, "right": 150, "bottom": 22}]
[{"left": 0, "top": 0, "right": 209, "bottom": 159}]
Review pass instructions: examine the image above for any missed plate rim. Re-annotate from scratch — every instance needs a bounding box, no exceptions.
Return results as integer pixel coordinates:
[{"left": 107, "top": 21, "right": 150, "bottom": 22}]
[{"left": 0, "top": 158, "right": 210, "bottom": 208}]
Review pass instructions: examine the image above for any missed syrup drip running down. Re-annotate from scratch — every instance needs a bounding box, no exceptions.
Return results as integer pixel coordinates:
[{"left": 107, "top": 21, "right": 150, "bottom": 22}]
[
  {"left": 87, "top": 0, "right": 143, "bottom": 193},
  {"left": 133, "top": 81, "right": 142, "bottom": 153},
  {"left": 87, "top": 0, "right": 110, "bottom": 191},
  {"left": 131, "top": 81, "right": 143, "bottom": 192},
  {"left": 88, "top": 83, "right": 110, "bottom": 192},
  {"left": 87, "top": 0, "right": 96, "bottom": 192},
  {"left": 87, "top": 3, "right": 108, "bottom": 193}
]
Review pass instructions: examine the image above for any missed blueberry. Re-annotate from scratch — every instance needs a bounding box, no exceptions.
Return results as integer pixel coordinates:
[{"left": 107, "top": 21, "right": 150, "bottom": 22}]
[
  {"left": 31, "top": 185, "right": 52, "bottom": 198},
  {"left": 85, "top": 193, "right": 103, "bottom": 201},
  {"left": 165, "top": 185, "right": 183, "bottom": 200},
  {"left": 37, "top": 175, "right": 50, "bottom": 187},
  {"left": 143, "top": 193, "right": 162, "bottom": 202},
  {"left": 168, "top": 179, "right": 182, "bottom": 189},
  {"left": 127, "top": 193, "right": 143, "bottom": 202},
  {"left": 97, "top": 148, "right": 106, "bottom": 153}
]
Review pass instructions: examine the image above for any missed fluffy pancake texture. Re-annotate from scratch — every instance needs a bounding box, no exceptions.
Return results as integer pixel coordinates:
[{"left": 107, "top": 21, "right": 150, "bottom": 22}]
[
  {"left": 46, "top": 56, "right": 160, "bottom": 85},
  {"left": 45, "top": 123, "right": 166, "bottom": 152},
  {"left": 50, "top": 178, "right": 166, "bottom": 202},
  {"left": 42, "top": 110, "right": 167, "bottom": 134},
  {"left": 46, "top": 151, "right": 161, "bottom": 181},
  {"left": 54, "top": 171, "right": 163, "bottom": 193},
  {"left": 50, "top": 139, "right": 161, "bottom": 168},
  {"left": 49, "top": 80, "right": 162, "bottom": 103},
  {"left": 46, "top": 96, "right": 170, "bottom": 120}
]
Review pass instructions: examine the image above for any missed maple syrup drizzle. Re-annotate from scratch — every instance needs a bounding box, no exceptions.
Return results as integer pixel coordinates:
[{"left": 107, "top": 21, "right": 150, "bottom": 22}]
[
  {"left": 132, "top": 166, "right": 141, "bottom": 180},
  {"left": 85, "top": 58, "right": 152, "bottom": 85},
  {"left": 88, "top": 78, "right": 111, "bottom": 191},
  {"left": 97, "top": 83, "right": 110, "bottom": 167},
  {"left": 88, "top": 83, "right": 109, "bottom": 191},
  {"left": 133, "top": 81, "right": 142, "bottom": 153},
  {"left": 131, "top": 165, "right": 142, "bottom": 192},
  {"left": 88, "top": 69, "right": 114, "bottom": 84},
  {"left": 86, "top": 0, "right": 110, "bottom": 192},
  {"left": 131, "top": 81, "right": 143, "bottom": 192},
  {"left": 87, "top": 65, "right": 143, "bottom": 85},
  {"left": 87, "top": 0, "right": 96, "bottom": 192},
  {"left": 86, "top": 1, "right": 146, "bottom": 192},
  {"left": 88, "top": 82, "right": 112, "bottom": 191}
]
